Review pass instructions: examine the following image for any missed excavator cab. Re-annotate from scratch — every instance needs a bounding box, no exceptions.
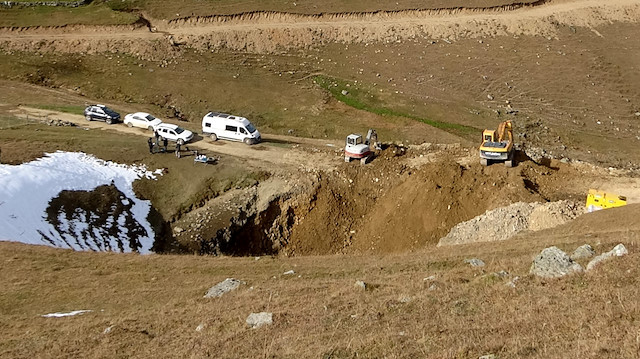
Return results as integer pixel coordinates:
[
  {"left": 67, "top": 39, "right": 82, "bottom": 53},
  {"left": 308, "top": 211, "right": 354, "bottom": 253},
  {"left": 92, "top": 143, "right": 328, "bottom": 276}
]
[
  {"left": 482, "top": 130, "right": 496, "bottom": 143},
  {"left": 346, "top": 134, "right": 363, "bottom": 146}
]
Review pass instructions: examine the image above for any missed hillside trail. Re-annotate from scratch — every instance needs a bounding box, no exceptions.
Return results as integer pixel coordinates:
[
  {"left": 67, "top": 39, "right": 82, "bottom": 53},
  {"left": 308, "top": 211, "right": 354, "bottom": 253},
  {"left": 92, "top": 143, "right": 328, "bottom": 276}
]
[
  {"left": 0, "top": 0, "right": 638, "bottom": 44},
  {"left": 10, "top": 106, "right": 341, "bottom": 173}
]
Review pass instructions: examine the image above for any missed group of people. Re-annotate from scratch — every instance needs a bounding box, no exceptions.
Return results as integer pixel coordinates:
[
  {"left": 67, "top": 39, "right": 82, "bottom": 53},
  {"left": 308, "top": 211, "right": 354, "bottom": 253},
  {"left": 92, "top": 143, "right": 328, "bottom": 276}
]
[{"left": 147, "top": 131, "right": 182, "bottom": 158}]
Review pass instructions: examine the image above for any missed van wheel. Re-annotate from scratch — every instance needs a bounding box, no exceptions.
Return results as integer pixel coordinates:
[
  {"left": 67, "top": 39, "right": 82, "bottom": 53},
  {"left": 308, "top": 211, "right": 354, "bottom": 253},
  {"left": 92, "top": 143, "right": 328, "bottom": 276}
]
[
  {"left": 243, "top": 138, "right": 252, "bottom": 145},
  {"left": 85, "top": 115, "right": 92, "bottom": 121},
  {"left": 148, "top": 126, "right": 154, "bottom": 131},
  {"left": 210, "top": 133, "right": 217, "bottom": 141},
  {"left": 177, "top": 139, "right": 185, "bottom": 145},
  {"left": 127, "top": 122, "right": 133, "bottom": 128},
  {"left": 480, "top": 158, "right": 488, "bottom": 166},
  {"left": 106, "top": 118, "right": 113, "bottom": 125}
]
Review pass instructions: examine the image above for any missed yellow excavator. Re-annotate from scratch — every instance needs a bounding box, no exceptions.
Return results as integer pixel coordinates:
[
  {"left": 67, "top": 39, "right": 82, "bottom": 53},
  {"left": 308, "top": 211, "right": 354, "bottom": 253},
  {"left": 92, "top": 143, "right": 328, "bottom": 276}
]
[{"left": 479, "top": 120, "right": 515, "bottom": 167}]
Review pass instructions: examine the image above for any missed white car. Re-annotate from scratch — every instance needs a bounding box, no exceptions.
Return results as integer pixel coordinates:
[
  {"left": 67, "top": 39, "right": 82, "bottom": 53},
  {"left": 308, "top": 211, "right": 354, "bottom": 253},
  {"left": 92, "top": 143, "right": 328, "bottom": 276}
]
[
  {"left": 154, "top": 123, "right": 194, "bottom": 145},
  {"left": 123, "top": 112, "right": 162, "bottom": 130}
]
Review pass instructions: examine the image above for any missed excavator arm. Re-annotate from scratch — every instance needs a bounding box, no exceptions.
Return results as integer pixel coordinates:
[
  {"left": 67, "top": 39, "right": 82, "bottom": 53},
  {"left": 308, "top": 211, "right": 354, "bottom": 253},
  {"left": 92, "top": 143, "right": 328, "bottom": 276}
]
[
  {"left": 496, "top": 120, "right": 513, "bottom": 143},
  {"left": 365, "top": 129, "right": 382, "bottom": 150}
]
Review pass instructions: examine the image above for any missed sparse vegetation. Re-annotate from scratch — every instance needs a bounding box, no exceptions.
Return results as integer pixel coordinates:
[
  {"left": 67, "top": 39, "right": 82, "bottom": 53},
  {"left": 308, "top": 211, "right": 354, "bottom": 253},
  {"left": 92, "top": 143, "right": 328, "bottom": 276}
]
[{"left": 314, "top": 75, "right": 478, "bottom": 139}]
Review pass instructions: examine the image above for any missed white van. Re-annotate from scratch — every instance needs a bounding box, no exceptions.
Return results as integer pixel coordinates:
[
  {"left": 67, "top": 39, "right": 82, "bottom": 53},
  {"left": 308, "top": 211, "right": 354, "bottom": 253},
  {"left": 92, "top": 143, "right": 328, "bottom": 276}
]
[{"left": 201, "top": 112, "right": 261, "bottom": 145}]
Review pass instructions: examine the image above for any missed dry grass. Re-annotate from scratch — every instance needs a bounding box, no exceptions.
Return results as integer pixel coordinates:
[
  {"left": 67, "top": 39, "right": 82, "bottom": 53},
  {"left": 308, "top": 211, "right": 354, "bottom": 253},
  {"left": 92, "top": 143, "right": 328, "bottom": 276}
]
[{"left": 2, "top": 205, "right": 640, "bottom": 358}]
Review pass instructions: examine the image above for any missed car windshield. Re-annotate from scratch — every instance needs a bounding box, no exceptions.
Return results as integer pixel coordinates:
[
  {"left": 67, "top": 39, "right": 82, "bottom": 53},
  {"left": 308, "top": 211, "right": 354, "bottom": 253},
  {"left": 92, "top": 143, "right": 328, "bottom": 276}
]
[
  {"left": 145, "top": 114, "right": 156, "bottom": 122},
  {"left": 246, "top": 123, "right": 256, "bottom": 133},
  {"left": 103, "top": 108, "right": 118, "bottom": 116},
  {"left": 174, "top": 127, "right": 185, "bottom": 134}
]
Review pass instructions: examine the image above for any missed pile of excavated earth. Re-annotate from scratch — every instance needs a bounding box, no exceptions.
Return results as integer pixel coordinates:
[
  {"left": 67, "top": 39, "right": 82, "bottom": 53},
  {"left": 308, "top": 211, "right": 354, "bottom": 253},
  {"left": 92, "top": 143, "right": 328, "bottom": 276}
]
[{"left": 168, "top": 142, "right": 620, "bottom": 257}]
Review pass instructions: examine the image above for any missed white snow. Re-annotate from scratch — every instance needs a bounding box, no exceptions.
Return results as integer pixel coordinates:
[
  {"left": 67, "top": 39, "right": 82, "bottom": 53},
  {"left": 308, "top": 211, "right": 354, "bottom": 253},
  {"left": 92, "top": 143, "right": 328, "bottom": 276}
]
[
  {"left": 0, "top": 151, "right": 160, "bottom": 253},
  {"left": 41, "top": 310, "right": 93, "bottom": 318}
]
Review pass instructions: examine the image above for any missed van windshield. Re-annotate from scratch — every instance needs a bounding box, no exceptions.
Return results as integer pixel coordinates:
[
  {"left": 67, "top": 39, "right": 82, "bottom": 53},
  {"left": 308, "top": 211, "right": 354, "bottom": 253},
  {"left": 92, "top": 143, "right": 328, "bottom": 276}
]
[
  {"left": 246, "top": 123, "right": 256, "bottom": 133},
  {"left": 175, "top": 127, "right": 185, "bottom": 134}
]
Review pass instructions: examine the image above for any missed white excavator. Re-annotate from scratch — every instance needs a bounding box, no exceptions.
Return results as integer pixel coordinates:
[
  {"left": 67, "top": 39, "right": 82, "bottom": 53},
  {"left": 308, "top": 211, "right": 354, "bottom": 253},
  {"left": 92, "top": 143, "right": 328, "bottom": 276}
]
[{"left": 344, "top": 129, "right": 382, "bottom": 164}]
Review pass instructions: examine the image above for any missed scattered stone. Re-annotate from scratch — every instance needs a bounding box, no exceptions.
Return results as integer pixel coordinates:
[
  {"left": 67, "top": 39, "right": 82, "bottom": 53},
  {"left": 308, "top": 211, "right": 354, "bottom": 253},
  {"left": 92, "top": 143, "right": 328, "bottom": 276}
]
[
  {"left": 586, "top": 243, "right": 628, "bottom": 271},
  {"left": 479, "top": 354, "right": 497, "bottom": 359},
  {"left": 423, "top": 275, "right": 437, "bottom": 281},
  {"left": 464, "top": 258, "right": 485, "bottom": 267},
  {"left": 398, "top": 295, "right": 412, "bottom": 303},
  {"left": 341, "top": 90, "right": 349, "bottom": 96},
  {"left": 102, "top": 325, "right": 114, "bottom": 335},
  {"left": 530, "top": 246, "right": 583, "bottom": 278},
  {"left": 570, "top": 244, "right": 595, "bottom": 260},
  {"left": 174, "top": 226, "right": 184, "bottom": 234},
  {"left": 246, "top": 312, "right": 273, "bottom": 329},
  {"left": 635, "top": 112, "right": 640, "bottom": 117},
  {"left": 283, "top": 269, "right": 295, "bottom": 275},
  {"left": 354, "top": 280, "right": 368, "bottom": 290},
  {"left": 492, "top": 270, "right": 509, "bottom": 278},
  {"left": 487, "top": 94, "right": 494, "bottom": 100},
  {"left": 428, "top": 283, "right": 438, "bottom": 291},
  {"left": 195, "top": 323, "right": 205, "bottom": 332},
  {"left": 506, "top": 276, "right": 520, "bottom": 288},
  {"left": 204, "top": 278, "right": 244, "bottom": 298}
]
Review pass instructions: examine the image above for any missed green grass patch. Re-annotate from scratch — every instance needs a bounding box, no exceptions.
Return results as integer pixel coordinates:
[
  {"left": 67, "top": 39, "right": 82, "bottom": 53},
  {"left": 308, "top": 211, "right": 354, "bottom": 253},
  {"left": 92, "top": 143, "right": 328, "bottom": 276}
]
[
  {"left": 313, "top": 75, "right": 478, "bottom": 138},
  {"left": 32, "top": 104, "right": 85, "bottom": 115}
]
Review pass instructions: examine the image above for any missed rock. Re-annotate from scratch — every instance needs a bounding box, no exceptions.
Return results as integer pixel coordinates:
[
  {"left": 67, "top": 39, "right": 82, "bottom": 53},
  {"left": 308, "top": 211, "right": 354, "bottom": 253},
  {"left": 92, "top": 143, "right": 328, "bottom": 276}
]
[
  {"left": 530, "top": 246, "right": 583, "bottom": 278},
  {"left": 423, "top": 275, "right": 437, "bottom": 281},
  {"left": 341, "top": 90, "right": 349, "bottom": 96},
  {"left": 174, "top": 226, "right": 184, "bottom": 234},
  {"left": 586, "top": 243, "right": 628, "bottom": 271},
  {"left": 204, "top": 278, "right": 244, "bottom": 298},
  {"left": 354, "top": 280, "right": 368, "bottom": 290},
  {"left": 635, "top": 112, "right": 640, "bottom": 117},
  {"left": 283, "top": 269, "right": 295, "bottom": 275},
  {"left": 487, "top": 94, "right": 494, "bottom": 100},
  {"left": 479, "top": 355, "right": 497, "bottom": 359},
  {"left": 195, "top": 323, "right": 205, "bottom": 332},
  {"left": 464, "top": 258, "right": 485, "bottom": 267},
  {"left": 440, "top": 201, "right": 584, "bottom": 246},
  {"left": 246, "top": 312, "right": 273, "bottom": 329},
  {"left": 570, "top": 244, "right": 595, "bottom": 260},
  {"left": 102, "top": 325, "right": 114, "bottom": 335},
  {"left": 506, "top": 276, "right": 520, "bottom": 288}
]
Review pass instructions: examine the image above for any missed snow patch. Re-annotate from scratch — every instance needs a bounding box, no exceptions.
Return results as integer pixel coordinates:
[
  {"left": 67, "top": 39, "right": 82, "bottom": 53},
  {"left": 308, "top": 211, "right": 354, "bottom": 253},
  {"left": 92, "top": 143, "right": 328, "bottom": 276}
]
[
  {"left": 41, "top": 310, "right": 93, "bottom": 318},
  {"left": 0, "top": 152, "right": 161, "bottom": 253}
]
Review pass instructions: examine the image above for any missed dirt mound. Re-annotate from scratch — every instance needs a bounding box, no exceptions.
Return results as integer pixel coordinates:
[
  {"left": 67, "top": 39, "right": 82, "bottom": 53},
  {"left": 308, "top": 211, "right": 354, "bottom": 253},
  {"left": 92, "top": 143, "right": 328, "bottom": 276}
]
[
  {"left": 438, "top": 200, "right": 584, "bottom": 246},
  {"left": 283, "top": 155, "right": 552, "bottom": 255}
]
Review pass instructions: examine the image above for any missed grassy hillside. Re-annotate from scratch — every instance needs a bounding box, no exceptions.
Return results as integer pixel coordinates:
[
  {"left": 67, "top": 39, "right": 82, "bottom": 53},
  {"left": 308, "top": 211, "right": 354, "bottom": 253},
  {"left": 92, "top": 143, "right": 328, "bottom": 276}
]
[{"left": 1, "top": 204, "right": 639, "bottom": 358}]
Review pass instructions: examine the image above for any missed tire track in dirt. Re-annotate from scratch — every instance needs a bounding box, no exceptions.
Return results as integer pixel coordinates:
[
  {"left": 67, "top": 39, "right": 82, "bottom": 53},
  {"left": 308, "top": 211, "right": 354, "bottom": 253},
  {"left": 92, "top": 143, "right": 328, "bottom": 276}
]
[{"left": 0, "top": 0, "right": 638, "bottom": 54}]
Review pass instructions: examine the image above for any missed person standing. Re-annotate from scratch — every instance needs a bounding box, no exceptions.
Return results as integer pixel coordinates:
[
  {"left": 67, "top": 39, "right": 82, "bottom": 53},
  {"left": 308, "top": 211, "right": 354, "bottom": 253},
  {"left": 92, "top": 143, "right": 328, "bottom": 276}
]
[
  {"left": 163, "top": 138, "right": 168, "bottom": 153},
  {"left": 175, "top": 143, "right": 181, "bottom": 158},
  {"left": 147, "top": 137, "right": 154, "bottom": 154}
]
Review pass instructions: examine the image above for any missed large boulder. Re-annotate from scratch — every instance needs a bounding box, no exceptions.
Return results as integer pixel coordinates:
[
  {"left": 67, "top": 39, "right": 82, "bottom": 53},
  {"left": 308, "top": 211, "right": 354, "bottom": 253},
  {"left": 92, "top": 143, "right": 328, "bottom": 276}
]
[
  {"left": 586, "top": 244, "right": 628, "bottom": 271},
  {"left": 530, "top": 246, "right": 583, "bottom": 278},
  {"left": 570, "top": 244, "right": 595, "bottom": 260},
  {"left": 246, "top": 312, "right": 273, "bottom": 329},
  {"left": 204, "top": 278, "right": 244, "bottom": 298}
]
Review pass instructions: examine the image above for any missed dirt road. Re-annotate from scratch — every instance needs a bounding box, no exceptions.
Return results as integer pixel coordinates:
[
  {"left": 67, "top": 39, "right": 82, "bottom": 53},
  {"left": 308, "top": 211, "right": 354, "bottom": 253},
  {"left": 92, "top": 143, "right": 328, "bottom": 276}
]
[
  {"left": 0, "top": 0, "right": 639, "bottom": 54},
  {"left": 10, "top": 106, "right": 342, "bottom": 172}
]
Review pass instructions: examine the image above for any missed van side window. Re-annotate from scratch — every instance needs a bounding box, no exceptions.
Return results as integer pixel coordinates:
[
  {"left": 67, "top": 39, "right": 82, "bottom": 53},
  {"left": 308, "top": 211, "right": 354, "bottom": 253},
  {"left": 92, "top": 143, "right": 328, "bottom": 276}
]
[
  {"left": 205, "top": 123, "right": 211, "bottom": 128},
  {"left": 240, "top": 128, "right": 247, "bottom": 134},
  {"left": 225, "top": 125, "right": 238, "bottom": 132}
]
